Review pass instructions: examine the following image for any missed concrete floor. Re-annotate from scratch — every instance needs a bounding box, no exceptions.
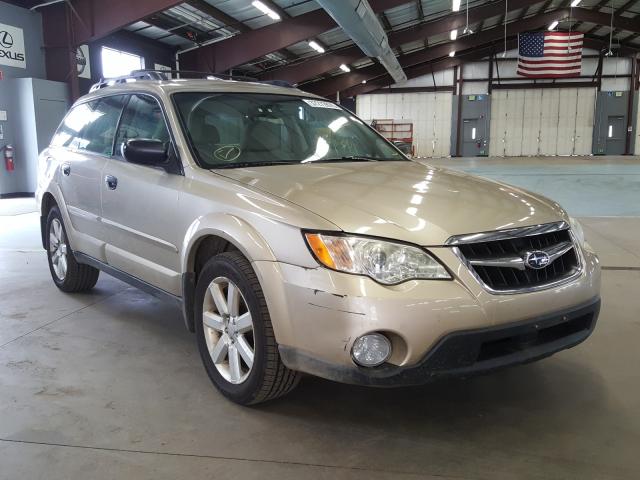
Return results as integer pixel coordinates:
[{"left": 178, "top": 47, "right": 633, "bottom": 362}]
[{"left": 1, "top": 156, "right": 640, "bottom": 479}]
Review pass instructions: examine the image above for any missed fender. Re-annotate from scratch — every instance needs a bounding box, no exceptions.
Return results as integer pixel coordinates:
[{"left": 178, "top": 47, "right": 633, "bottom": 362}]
[
  {"left": 179, "top": 213, "right": 278, "bottom": 333},
  {"left": 180, "top": 212, "right": 277, "bottom": 274}
]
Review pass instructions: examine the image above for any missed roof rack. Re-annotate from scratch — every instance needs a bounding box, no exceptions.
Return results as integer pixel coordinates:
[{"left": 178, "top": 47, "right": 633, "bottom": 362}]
[{"left": 89, "top": 69, "right": 260, "bottom": 92}]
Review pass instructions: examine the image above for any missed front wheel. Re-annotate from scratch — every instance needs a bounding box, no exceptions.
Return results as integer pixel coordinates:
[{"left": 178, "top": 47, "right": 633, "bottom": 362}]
[{"left": 194, "top": 251, "right": 300, "bottom": 405}]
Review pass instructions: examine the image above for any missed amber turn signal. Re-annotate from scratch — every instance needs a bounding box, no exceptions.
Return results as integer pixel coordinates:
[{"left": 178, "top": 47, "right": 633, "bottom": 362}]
[{"left": 304, "top": 233, "right": 336, "bottom": 269}]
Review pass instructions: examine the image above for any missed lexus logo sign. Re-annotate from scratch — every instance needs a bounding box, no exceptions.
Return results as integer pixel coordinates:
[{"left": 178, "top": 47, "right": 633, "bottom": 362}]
[
  {"left": 0, "top": 31, "right": 13, "bottom": 48},
  {"left": 0, "top": 23, "right": 26, "bottom": 69}
]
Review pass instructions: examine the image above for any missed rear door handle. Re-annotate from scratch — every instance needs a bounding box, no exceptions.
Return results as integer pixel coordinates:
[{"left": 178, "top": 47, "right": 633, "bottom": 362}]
[
  {"left": 105, "top": 175, "right": 118, "bottom": 190},
  {"left": 61, "top": 163, "right": 71, "bottom": 176}
]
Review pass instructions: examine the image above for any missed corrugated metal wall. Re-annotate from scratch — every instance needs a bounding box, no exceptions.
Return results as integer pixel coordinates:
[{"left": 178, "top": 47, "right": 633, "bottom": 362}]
[
  {"left": 356, "top": 92, "right": 453, "bottom": 157},
  {"left": 489, "top": 88, "right": 595, "bottom": 156}
]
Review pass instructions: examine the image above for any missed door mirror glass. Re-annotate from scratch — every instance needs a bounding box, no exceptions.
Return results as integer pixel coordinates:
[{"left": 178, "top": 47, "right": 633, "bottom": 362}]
[{"left": 122, "top": 139, "right": 168, "bottom": 167}]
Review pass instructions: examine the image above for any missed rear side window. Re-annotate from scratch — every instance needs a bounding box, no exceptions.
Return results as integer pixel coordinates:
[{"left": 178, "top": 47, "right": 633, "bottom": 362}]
[
  {"left": 51, "top": 95, "right": 126, "bottom": 155},
  {"left": 114, "top": 94, "right": 170, "bottom": 156}
]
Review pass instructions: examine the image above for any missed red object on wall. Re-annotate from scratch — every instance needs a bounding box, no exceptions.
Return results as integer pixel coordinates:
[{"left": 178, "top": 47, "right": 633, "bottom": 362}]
[
  {"left": 371, "top": 120, "right": 415, "bottom": 156},
  {"left": 3, "top": 145, "right": 15, "bottom": 172}
]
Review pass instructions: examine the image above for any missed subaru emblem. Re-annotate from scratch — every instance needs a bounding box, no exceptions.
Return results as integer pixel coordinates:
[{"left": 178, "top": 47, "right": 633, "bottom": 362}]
[{"left": 525, "top": 251, "right": 550, "bottom": 270}]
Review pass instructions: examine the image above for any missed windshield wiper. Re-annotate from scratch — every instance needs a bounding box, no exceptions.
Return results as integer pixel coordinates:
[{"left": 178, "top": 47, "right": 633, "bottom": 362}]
[
  {"left": 211, "top": 156, "right": 407, "bottom": 169},
  {"left": 305, "top": 156, "right": 384, "bottom": 163},
  {"left": 211, "top": 161, "right": 294, "bottom": 169}
]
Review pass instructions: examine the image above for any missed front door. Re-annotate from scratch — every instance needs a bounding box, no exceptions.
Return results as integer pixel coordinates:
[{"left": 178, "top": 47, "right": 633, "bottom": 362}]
[{"left": 101, "top": 94, "right": 184, "bottom": 295}]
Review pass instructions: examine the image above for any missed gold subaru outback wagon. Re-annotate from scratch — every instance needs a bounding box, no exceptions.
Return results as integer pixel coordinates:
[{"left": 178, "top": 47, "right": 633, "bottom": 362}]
[{"left": 37, "top": 71, "right": 600, "bottom": 404}]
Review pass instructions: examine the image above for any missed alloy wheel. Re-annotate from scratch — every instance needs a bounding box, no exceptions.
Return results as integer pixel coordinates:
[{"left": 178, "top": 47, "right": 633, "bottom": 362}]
[
  {"left": 202, "top": 276, "right": 255, "bottom": 384},
  {"left": 49, "top": 218, "right": 68, "bottom": 281}
]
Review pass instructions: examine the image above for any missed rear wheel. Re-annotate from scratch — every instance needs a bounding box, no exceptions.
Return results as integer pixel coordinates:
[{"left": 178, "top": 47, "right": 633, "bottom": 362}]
[
  {"left": 46, "top": 206, "right": 99, "bottom": 292},
  {"left": 195, "top": 251, "right": 300, "bottom": 405}
]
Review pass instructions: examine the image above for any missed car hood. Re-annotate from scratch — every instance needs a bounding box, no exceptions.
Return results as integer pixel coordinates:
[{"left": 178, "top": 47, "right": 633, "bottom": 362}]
[{"left": 215, "top": 161, "right": 568, "bottom": 246}]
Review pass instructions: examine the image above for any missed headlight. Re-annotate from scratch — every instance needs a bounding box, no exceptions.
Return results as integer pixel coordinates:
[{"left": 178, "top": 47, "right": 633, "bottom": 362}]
[
  {"left": 304, "top": 232, "right": 451, "bottom": 284},
  {"left": 569, "top": 217, "right": 585, "bottom": 246}
]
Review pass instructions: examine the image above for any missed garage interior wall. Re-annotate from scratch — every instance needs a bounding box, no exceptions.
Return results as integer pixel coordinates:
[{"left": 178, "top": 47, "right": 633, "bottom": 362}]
[
  {"left": 356, "top": 50, "right": 636, "bottom": 158},
  {"left": 357, "top": 92, "right": 453, "bottom": 157},
  {"left": 489, "top": 88, "right": 596, "bottom": 156}
]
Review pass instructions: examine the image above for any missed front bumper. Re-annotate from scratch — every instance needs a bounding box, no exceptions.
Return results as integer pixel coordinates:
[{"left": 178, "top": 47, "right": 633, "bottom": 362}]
[
  {"left": 278, "top": 297, "right": 600, "bottom": 386},
  {"left": 253, "top": 243, "right": 600, "bottom": 384}
]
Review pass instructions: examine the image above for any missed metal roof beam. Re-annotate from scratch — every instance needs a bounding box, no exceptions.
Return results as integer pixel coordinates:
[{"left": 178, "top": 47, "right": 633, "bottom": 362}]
[
  {"left": 60, "top": 0, "right": 185, "bottom": 45},
  {"left": 301, "top": 5, "right": 640, "bottom": 96},
  {"left": 341, "top": 36, "right": 630, "bottom": 97},
  {"left": 40, "top": 0, "right": 185, "bottom": 101},
  {"left": 261, "top": 0, "right": 541, "bottom": 83},
  {"left": 574, "top": 4, "right": 640, "bottom": 35},
  {"left": 346, "top": 41, "right": 514, "bottom": 97},
  {"left": 304, "top": 7, "right": 640, "bottom": 97},
  {"left": 183, "top": 0, "right": 250, "bottom": 33},
  {"left": 145, "top": 13, "right": 214, "bottom": 44},
  {"left": 305, "top": 10, "right": 564, "bottom": 96},
  {"left": 178, "top": 0, "right": 411, "bottom": 73}
]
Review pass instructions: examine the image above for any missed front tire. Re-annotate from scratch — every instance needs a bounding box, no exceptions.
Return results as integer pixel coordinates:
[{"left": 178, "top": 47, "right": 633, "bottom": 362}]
[
  {"left": 195, "top": 251, "right": 300, "bottom": 405},
  {"left": 46, "top": 206, "right": 99, "bottom": 292}
]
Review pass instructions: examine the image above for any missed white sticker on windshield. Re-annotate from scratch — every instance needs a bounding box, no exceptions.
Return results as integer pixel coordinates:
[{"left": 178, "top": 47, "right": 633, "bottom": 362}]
[{"left": 302, "top": 99, "right": 342, "bottom": 110}]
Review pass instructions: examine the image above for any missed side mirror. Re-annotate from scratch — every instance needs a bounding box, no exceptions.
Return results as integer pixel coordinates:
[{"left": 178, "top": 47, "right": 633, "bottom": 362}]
[{"left": 122, "top": 139, "right": 168, "bottom": 167}]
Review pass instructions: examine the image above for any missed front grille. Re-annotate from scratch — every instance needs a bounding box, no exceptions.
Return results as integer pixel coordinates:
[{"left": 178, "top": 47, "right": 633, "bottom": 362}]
[{"left": 453, "top": 225, "right": 581, "bottom": 292}]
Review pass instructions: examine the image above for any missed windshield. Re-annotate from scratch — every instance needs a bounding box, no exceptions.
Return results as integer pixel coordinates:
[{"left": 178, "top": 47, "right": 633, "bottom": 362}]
[{"left": 173, "top": 92, "right": 406, "bottom": 168}]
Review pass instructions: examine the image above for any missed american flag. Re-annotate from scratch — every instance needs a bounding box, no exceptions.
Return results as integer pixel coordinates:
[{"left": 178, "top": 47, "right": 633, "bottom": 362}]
[{"left": 517, "top": 31, "right": 584, "bottom": 78}]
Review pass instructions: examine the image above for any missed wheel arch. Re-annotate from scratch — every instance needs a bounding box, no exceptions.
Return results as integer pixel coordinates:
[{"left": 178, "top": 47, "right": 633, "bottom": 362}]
[
  {"left": 180, "top": 214, "right": 278, "bottom": 332},
  {"left": 40, "top": 191, "right": 60, "bottom": 249}
]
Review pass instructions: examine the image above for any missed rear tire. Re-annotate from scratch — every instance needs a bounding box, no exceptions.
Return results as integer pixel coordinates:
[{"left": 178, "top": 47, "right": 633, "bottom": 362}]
[
  {"left": 195, "top": 251, "right": 300, "bottom": 405},
  {"left": 46, "top": 206, "right": 99, "bottom": 292}
]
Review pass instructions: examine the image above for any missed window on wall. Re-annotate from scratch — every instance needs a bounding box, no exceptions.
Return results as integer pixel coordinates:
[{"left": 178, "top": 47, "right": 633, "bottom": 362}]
[{"left": 101, "top": 47, "right": 144, "bottom": 78}]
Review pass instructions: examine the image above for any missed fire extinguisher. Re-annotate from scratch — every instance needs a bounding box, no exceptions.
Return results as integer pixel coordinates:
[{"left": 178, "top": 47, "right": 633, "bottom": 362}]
[{"left": 3, "top": 145, "right": 14, "bottom": 172}]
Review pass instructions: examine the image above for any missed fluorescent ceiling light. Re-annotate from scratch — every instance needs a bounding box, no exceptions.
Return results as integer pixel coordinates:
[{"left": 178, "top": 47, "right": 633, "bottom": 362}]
[
  {"left": 452, "top": 0, "right": 461, "bottom": 12},
  {"left": 450, "top": 29, "right": 458, "bottom": 40},
  {"left": 339, "top": 64, "right": 351, "bottom": 73},
  {"left": 449, "top": 51, "right": 456, "bottom": 57},
  {"left": 252, "top": 1, "right": 280, "bottom": 20},
  {"left": 548, "top": 20, "right": 559, "bottom": 30},
  {"left": 570, "top": 0, "right": 581, "bottom": 6},
  {"left": 308, "top": 40, "right": 325, "bottom": 53}
]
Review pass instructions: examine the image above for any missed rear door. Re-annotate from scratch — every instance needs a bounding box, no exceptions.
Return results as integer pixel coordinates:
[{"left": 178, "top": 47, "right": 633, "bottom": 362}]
[
  {"left": 50, "top": 95, "right": 126, "bottom": 260},
  {"left": 101, "top": 93, "right": 184, "bottom": 295}
]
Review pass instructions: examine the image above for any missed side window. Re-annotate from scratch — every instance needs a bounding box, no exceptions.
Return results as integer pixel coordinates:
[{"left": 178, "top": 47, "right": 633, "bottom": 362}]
[
  {"left": 51, "top": 95, "right": 125, "bottom": 155},
  {"left": 81, "top": 96, "right": 126, "bottom": 155},
  {"left": 115, "top": 94, "right": 170, "bottom": 157}
]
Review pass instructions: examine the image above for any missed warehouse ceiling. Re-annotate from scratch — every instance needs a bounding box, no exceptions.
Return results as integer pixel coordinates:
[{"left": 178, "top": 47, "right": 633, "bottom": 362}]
[{"left": 14, "top": 0, "right": 640, "bottom": 95}]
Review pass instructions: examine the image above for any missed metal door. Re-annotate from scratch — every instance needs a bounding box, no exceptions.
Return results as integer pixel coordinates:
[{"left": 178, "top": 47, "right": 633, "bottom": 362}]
[
  {"left": 605, "top": 115, "right": 626, "bottom": 155},
  {"left": 461, "top": 118, "right": 484, "bottom": 156}
]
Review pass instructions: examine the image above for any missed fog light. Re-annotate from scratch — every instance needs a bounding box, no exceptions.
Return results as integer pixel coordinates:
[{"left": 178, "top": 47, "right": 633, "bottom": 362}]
[{"left": 351, "top": 333, "right": 391, "bottom": 367}]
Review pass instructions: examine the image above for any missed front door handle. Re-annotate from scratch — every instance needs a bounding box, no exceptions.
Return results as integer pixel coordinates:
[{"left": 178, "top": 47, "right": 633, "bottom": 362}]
[
  {"left": 61, "top": 163, "right": 71, "bottom": 176},
  {"left": 105, "top": 175, "right": 118, "bottom": 190}
]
